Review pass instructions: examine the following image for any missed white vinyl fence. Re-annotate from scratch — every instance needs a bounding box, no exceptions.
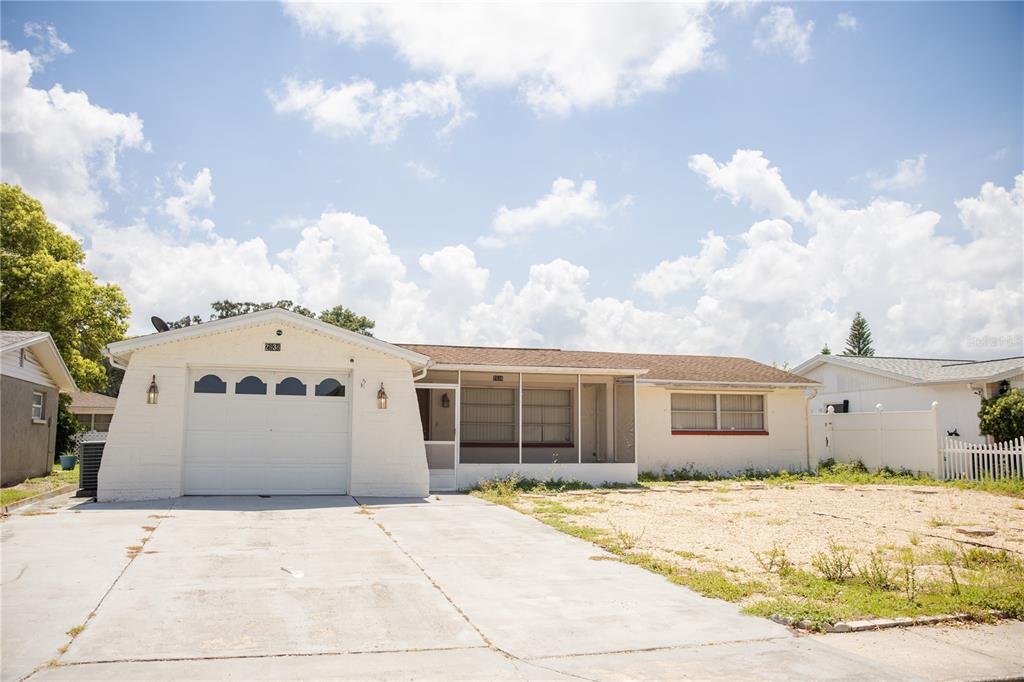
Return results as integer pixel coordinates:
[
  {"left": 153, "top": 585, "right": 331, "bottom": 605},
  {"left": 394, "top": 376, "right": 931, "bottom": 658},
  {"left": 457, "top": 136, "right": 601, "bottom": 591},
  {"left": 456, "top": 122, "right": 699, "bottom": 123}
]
[
  {"left": 809, "top": 403, "right": 941, "bottom": 476},
  {"left": 941, "top": 436, "right": 1024, "bottom": 481},
  {"left": 809, "top": 403, "right": 1023, "bottom": 480}
]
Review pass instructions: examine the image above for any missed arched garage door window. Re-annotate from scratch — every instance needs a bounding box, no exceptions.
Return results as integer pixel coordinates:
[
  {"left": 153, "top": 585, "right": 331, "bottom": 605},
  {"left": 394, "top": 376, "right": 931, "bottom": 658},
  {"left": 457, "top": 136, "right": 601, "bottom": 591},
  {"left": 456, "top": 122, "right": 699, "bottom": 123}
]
[
  {"left": 315, "top": 378, "right": 345, "bottom": 397},
  {"left": 194, "top": 374, "right": 227, "bottom": 394},
  {"left": 276, "top": 377, "right": 307, "bottom": 396},
  {"left": 235, "top": 376, "right": 268, "bottom": 395}
]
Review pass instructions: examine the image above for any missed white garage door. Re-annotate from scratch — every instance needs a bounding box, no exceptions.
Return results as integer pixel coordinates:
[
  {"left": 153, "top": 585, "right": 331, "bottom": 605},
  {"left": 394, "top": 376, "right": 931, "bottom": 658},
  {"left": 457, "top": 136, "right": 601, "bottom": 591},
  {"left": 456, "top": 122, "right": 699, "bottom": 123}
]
[{"left": 184, "top": 369, "right": 351, "bottom": 495}]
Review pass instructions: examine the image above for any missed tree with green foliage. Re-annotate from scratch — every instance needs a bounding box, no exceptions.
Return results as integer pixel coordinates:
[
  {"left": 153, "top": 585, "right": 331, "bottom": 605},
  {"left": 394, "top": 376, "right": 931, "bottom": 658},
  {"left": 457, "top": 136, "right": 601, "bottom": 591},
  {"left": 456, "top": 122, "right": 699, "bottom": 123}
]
[
  {"left": 318, "top": 304, "right": 375, "bottom": 335},
  {"left": 170, "top": 300, "right": 375, "bottom": 336},
  {"left": 978, "top": 389, "right": 1024, "bottom": 443},
  {"left": 820, "top": 344, "right": 832, "bottom": 355},
  {"left": 55, "top": 393, "right": 85, "bottom": 459},
  {"left": 0, "top": 184, "right": 130, "bottom": 391},
  {"left": 842, "top": 312, "right": 875, "bottom": 357}
]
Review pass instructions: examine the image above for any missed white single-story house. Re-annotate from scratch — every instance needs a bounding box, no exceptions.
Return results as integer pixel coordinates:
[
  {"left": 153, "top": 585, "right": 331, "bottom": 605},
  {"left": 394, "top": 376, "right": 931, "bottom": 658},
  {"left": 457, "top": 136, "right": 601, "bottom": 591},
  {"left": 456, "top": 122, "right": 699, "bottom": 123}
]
[
  {"left": 793, "top": 354, "right": 1024, "bottom": 443},
  {"left": 98, "top": 308, "right": 819, "bottom": 500},
  {"left": 1, "top": 331, "right": 78, "bottom": 485}
]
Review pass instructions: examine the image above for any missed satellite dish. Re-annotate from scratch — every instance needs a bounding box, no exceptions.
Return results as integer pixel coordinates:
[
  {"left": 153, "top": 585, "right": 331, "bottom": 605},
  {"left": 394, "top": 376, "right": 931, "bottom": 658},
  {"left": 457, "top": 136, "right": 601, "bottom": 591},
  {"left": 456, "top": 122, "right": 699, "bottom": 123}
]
[{"left": 151, "top": 316, "right": 170, "bottom": 333}]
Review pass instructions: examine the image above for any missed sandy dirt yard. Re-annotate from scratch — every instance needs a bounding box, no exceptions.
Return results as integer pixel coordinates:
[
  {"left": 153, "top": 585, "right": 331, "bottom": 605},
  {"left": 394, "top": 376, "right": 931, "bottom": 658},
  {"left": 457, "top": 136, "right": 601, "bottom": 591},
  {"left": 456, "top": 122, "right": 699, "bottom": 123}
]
[{"left": 516, "top": 482, "right": 1024, "bottom": 581}]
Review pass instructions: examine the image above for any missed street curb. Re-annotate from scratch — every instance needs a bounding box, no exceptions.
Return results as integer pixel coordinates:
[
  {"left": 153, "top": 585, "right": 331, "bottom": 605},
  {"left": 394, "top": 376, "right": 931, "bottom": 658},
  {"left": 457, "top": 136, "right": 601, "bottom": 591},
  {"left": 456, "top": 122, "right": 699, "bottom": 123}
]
[
  {"left": 771, "top": 610, "right": 1011, "bottom": 633},
  {"left": 1, "top": 483, "right": 79, "bottom": 515}
]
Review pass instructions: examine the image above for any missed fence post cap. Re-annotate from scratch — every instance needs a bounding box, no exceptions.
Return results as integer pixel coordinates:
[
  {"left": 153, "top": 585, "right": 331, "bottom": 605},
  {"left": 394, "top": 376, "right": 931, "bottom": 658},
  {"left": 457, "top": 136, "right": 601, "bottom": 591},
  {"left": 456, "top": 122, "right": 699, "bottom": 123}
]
[
  {"left": 875, "top": 403, "right": 884, "bottom": 411},
  {"left": 931, "top": 401, "right": 939, "bottom": 410},
  {"left": 826, "top": 405, "right": 835, "bottom": 414}
]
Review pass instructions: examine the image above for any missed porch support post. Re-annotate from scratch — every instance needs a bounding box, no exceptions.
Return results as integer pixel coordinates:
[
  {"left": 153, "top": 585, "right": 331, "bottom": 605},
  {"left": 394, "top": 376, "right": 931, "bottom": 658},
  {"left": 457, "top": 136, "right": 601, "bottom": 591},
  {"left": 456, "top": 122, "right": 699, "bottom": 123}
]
[
  {"left": 577, "top": 373, "right": 582, "bottom": 464},
  {"left": 633, "top": 374, "right": 639, "bottom": 469},
  {"left": 455, "top": 370, "right": 462, "bottom": 479},
  {"left": 518, "top": 372, "right": 523, "bottom": 465}
]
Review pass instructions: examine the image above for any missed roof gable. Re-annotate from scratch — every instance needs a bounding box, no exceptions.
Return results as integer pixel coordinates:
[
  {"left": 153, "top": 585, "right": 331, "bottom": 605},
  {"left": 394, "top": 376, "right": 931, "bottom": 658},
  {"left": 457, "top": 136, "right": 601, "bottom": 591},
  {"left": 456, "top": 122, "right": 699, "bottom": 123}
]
[
  {"left": 0, "top": 331, "right": 77, "bottom": 391},
  {"left": 105, "top": 309, "right": 431, "bottom": 369}
]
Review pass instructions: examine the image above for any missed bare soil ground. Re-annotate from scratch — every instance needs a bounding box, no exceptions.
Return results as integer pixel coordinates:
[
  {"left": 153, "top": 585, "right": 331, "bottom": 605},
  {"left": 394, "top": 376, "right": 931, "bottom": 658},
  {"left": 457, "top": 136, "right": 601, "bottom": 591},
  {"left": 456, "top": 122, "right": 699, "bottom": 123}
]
[{"left": 517, "top": 482, "right": 1024, "bottom": 583}]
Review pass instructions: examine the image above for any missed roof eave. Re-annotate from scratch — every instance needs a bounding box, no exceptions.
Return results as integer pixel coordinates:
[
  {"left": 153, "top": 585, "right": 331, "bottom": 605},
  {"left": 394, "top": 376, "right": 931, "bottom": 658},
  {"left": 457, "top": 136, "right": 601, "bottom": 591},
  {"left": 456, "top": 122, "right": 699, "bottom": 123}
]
[
  {"left": 7, "top": 333, "right": 78, "bottom": 392},
  {"left": 922, "top": 366, "right": 1024, "bottom": 385},
  {"left": 428, "top": 362, "right": 649, "bottom": 376}
]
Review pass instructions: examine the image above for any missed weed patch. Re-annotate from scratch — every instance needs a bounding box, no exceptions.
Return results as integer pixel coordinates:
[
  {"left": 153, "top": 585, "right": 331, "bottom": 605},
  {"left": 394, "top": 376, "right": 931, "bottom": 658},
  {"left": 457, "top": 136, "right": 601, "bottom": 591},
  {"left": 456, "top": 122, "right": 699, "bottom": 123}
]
[{"left": 640, "top": 460, "right": 1024, "bottom": 499}]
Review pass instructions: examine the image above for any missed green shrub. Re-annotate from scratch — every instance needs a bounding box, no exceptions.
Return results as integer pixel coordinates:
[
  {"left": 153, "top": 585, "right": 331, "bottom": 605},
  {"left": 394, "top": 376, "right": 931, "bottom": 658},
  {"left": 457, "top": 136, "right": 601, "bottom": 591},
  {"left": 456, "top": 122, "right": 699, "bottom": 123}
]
[
  {"left": 811, "top": 538, "right": 855, "bottom": 582},
  {"left": 978, "top": 389, "right": 1024, "bottom": 443}
]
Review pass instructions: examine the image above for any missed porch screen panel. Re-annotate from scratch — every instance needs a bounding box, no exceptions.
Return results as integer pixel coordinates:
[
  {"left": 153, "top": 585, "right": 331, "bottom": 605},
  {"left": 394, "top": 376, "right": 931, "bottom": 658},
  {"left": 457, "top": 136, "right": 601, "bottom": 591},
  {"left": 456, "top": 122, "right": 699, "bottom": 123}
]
[
  {"left": 522, "top": 389, "right": 572, "bottom": 444},
  {"left": 670, "top": 393, "right": 716, "bottom": 430},
  {"left": 720, "top": 394, "right": 764, "bottom": 430},
  {"left": 460, "top": 387, "right": 516, "bottom": 442}
]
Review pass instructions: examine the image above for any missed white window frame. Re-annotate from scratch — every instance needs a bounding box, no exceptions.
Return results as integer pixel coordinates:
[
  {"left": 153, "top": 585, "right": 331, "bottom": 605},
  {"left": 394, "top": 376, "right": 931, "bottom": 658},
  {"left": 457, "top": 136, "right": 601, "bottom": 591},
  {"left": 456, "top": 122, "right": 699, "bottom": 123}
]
[
  {"left": 31, "top": 391, "right": 45, "bottom": 421},
  {"left": 670, "top": 393, "right": 766, "bottom": 433}
]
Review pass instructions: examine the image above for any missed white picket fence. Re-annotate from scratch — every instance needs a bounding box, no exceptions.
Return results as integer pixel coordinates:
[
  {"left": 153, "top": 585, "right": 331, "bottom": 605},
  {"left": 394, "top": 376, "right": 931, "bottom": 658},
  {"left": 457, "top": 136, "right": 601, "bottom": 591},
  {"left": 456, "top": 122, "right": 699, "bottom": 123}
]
[{"left": 941, "top": 436, "right": 1024, "bottom": 481}]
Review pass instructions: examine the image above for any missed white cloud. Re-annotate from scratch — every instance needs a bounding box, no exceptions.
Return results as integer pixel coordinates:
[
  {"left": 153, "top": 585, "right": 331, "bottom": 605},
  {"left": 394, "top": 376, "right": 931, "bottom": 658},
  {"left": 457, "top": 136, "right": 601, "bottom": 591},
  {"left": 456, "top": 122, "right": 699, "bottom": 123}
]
[
  {"left": 283, "top": 3, "right": 715, "bottom": 117},
  {"left": 404, "top": 160, "right": 439, "bottom": 182},
  {"left": 269, "top": 75, "right": 469, "bottom": 144},
  {"left": 86, "top": 223, "right": 299, "bottom": 331},
  {"left": 23, "top": 22, "right": 73, "bottom": 68},
  {"left": 867, "top": 154, "right": 928, "bottom": 191},
  {"left": 87, "top": 163, "right": 1022, "bottom": 364},
  {"left": 479, "top": 177, "right": 620, "bottom": 248},
  {"left": 0, "top": 42, "right": 148, "bottom": 231},
  {"left": 162, "top": 167, "right": 215, "bottom": 234},
  {"left": 634, "top": 232, "right": 729, "bottom": 297},
  {"left": 754, "top": 6, "right": 814, "bottom": 63},
  {"left": 689, "top": 149, "right": 805, "bottom": 219},
  {"left": 836, "top": 12, "right": 859, "bottom": 31},
  {"left": 635, "top": 150, "right": 1023, "bottom": 360}
]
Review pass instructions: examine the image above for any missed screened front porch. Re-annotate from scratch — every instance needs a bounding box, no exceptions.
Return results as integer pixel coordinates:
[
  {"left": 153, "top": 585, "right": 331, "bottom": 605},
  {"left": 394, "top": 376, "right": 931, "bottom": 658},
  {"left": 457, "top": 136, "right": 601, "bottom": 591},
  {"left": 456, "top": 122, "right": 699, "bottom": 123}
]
[{"left": 414, "top": 369, "right": 639, "bottom": 491}]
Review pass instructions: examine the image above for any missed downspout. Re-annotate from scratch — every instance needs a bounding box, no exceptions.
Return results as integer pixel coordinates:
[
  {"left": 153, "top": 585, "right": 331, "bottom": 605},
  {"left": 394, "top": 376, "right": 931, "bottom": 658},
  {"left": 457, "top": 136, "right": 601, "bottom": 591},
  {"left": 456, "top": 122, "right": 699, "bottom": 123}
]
[
  {"left": 804, "top": 388, "right": 818, "bottom": 472},
  {"left": 411, "top": 360, "right": 433, "bottom": 382}
]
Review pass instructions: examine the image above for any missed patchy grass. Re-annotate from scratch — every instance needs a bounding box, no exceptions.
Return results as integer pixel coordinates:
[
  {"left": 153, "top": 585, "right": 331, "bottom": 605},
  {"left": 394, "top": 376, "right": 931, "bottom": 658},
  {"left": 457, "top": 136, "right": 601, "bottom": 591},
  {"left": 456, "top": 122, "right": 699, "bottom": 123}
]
[
  {"left": 639, "top": 459, "right": 1024, "bottom": 499},
  {"left": 1, "top": 464, "right": 78, "bottom": 506},
  {"left": 532, "top": 500, "right": 602, "bottom": 516},
  {"left": 474, "top": 473, "right": 1024, "bottom": 631}
]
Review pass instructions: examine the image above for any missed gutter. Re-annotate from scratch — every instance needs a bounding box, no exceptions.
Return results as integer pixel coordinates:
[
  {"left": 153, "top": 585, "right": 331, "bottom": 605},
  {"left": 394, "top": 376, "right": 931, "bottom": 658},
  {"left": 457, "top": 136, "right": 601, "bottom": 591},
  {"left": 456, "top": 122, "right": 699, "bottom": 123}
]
[
  {"left": 428, "top": 363, "right": 649, "bottom": 377},
  {"left": 637, "top": 379, "right": 821, "bottom": 389}
]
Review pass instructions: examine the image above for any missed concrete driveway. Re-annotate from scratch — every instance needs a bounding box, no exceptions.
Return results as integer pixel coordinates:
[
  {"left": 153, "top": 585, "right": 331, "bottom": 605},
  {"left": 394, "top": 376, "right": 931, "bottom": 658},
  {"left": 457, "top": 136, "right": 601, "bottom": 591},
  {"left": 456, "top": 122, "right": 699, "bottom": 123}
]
[{"left": 0, "top": 493, "right": 992, "bottom": 680}]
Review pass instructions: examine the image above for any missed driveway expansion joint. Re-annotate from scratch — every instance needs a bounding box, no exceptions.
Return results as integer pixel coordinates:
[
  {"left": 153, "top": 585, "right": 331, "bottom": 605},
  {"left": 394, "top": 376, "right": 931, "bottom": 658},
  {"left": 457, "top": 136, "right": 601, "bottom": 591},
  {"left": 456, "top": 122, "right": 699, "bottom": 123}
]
[
  {"left": 21, "top": 498, "right": 178, "bottom": 681},
  {"left": 525, "top": 635, "right": 795, "bottom": 661},
  {"left": 353, "top": 499, "right": 608, "bottom": 682},
  {"left": 47, "top": 644, "right": 492, "bottom": 669}
]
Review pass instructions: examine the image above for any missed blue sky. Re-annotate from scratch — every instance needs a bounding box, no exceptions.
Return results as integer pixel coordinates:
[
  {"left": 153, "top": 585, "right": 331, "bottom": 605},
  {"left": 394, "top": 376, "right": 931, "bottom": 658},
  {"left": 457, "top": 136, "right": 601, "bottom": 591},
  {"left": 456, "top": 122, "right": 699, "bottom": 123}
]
[{"left": 1, "top": 2, "right": 1021, "bottom": 363}]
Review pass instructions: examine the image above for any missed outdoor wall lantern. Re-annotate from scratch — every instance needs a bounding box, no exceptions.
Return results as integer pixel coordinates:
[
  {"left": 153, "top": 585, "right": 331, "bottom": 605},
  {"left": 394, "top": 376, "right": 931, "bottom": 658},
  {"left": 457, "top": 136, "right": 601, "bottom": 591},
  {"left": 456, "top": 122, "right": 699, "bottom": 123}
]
[
  {"left": 441, "top": 392, "right": 450, "bottom": 408},
  {"left": 377, "top": 382, "right": 389, "bottom": 410},
  {"left": 146, "top": 375, "right": 159, "bottom": 404},
  {"left": 999, "top": 380, "right": 1010, "bottom": 395}
]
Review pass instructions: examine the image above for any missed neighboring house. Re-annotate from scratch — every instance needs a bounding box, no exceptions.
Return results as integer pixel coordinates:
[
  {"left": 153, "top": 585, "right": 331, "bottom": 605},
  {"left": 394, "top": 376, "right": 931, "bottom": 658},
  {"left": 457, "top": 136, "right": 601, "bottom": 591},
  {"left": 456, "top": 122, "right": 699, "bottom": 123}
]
[
  {"left": 98, "top": 308, "right": 818, "bottom": 501},
  {"left": 1, "top": 331, "right": 78, "bottom": 486},
  {"left": 68, "top": 391, "right": 117, "bottom": 442},
  {"left": 793, "top": 354, "right": 1024, "bottom": 443}
]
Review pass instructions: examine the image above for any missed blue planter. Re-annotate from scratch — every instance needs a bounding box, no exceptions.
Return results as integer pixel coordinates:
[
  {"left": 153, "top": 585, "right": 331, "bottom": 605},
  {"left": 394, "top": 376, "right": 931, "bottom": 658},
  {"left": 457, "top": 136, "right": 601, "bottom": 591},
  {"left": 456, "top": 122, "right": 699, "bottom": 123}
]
[{"left": 60, "top": 454, "right": 77, "bottom": 470}]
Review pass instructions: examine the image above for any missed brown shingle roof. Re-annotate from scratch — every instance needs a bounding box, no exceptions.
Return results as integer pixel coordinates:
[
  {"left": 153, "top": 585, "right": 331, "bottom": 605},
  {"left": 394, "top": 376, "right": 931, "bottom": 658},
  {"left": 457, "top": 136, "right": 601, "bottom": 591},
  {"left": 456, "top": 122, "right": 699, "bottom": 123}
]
[
  {"left": 69, "top": 391, "right": 117, "bottom": 410},
  {"left": 397, "top": 344, "right": 816, "bottom": 385}
]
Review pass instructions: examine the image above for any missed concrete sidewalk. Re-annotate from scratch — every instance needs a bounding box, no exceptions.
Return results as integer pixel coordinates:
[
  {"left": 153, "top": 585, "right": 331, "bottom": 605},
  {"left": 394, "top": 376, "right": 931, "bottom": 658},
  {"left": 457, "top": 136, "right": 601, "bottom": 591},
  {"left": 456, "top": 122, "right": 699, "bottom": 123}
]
[{"left": 3, "top": 493, "right": 1020, "bottom": 680}]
